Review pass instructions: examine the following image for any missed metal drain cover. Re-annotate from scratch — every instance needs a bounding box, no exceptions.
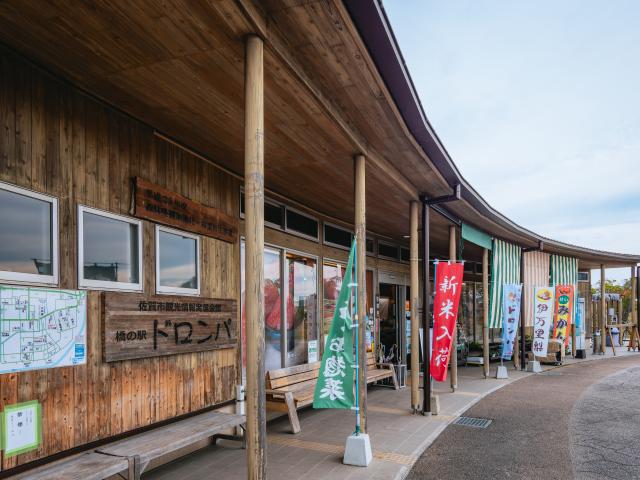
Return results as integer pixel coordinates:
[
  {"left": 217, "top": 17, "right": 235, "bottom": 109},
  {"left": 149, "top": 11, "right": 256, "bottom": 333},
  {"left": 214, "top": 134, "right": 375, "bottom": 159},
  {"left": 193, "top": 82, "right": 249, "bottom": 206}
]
[{"left": 453, "top": 417, "right": 492, "bottom": 429}]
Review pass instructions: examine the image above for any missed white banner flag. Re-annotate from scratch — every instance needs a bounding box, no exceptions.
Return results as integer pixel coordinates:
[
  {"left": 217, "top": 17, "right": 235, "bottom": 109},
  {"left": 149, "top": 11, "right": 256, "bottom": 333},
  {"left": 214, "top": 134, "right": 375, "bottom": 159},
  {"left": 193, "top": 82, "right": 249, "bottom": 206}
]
[{"left": 532, "top": 287, "right": 555, "bottom": 357}]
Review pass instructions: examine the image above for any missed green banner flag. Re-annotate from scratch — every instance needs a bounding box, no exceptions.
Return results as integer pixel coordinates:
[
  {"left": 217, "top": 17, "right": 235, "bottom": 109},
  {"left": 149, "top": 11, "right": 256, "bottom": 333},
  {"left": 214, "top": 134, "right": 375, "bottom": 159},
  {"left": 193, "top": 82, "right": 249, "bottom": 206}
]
[{"left": 313, "top": 242, "right": 356, "bottom": 409}]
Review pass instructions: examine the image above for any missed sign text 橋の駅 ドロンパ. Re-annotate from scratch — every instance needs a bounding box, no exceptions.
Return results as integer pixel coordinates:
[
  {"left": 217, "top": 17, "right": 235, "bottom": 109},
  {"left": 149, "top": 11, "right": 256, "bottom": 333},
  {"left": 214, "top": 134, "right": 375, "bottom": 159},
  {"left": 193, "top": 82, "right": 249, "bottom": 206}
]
[
  {"left": 430, "top": 261, "right": 464, "bottom": 382},
  {"left": 133, "top": 177, "right": 238, "bottom": 243},
  {"left": 103, "top": 292, "right": 237, "bottom": 362}
]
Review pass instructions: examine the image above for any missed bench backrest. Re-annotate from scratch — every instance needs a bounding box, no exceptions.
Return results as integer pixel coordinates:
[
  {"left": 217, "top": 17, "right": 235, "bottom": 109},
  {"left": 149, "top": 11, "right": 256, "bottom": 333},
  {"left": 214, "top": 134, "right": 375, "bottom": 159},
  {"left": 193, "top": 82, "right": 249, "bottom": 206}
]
[
  {"left": 266, "top": 361, "right": 321, "bottom": 390},
  {"left": 366, "top": 351, "right": 377, "bottom": 368}
]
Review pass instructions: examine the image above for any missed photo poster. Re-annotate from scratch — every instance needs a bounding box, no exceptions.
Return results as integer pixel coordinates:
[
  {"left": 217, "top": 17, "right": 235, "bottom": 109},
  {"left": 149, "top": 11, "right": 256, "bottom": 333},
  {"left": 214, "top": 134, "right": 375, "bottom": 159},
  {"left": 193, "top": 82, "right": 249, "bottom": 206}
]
[
  {"left": 500, "top": 284, "right": 522, "bottom": 360},
  {"left": 1, "top": 400, "right": 42, "bottom": 457},
  {"left": 553, "top": 284, "right": 574, "bottom": 346},
  {"left": 532, "top": 287, "right": 555, "bottom": 357}
]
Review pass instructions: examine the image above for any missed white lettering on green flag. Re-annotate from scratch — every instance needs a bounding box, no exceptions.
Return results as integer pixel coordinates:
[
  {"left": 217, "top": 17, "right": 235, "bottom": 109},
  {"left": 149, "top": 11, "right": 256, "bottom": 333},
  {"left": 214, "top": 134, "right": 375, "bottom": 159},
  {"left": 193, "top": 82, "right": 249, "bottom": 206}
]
[{"left": 313, "top": 242, "right": 356, "bottom": 409}]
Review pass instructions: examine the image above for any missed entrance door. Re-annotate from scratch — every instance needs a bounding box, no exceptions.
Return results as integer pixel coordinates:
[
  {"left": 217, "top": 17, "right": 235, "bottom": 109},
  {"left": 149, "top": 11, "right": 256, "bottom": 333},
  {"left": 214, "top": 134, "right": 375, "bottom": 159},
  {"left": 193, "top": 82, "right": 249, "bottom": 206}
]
[{"left": 378, "top": 282, "right": 406, "bottom": 366}]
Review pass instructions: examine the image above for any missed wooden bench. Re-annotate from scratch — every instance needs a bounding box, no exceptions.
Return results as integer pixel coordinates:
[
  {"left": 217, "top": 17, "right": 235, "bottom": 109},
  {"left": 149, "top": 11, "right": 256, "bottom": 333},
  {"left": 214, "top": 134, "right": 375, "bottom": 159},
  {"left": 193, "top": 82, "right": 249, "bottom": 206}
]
[
  {"left": 266, "top": 351, "right": 398, "bottom": 434},
  {"left": 11, "top": 410, "right": 245, "bottom": 480}
]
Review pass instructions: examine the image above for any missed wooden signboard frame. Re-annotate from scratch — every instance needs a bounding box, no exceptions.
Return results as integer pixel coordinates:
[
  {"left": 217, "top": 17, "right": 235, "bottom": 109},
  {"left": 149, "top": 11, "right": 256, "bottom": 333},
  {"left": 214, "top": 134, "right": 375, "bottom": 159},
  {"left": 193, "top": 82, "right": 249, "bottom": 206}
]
[
  {"left": 103, "top": 292, "right": 238, "bottom": 362},
  {"left": 133, "top": 177, "right": 238, "bottom": 243}
]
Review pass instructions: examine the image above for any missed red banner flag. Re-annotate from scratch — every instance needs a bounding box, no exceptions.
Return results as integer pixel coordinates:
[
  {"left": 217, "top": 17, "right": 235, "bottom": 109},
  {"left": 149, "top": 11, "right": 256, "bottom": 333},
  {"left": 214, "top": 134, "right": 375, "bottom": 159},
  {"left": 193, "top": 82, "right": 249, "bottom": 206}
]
[{"left": 430, "top": 261, "right": 465, "bottom": 382}]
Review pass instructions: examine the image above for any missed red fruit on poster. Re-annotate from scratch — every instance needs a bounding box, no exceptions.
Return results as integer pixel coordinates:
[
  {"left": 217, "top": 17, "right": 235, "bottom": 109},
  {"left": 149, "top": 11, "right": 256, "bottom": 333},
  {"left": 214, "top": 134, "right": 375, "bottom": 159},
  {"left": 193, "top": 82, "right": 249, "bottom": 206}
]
[{"left": 430, "top": 261, "right": 465, "bottom": 382}]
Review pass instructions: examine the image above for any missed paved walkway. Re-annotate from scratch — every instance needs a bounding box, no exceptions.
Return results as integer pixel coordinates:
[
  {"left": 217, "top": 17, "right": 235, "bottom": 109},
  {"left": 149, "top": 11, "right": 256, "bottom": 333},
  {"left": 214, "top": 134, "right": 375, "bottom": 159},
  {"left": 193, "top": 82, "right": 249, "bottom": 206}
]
[
  {"left": 407, "top": 353, "right": 640, "bottom": 480},
  {"left": 143, "top": 347, "right": 639, "bottom": 480}
]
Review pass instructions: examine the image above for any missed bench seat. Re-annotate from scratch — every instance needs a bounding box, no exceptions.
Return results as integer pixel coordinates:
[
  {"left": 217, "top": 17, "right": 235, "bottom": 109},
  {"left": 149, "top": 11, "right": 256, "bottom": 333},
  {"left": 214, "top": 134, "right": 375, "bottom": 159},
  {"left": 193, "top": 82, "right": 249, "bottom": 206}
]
[{"left": 266, "top": 351, "right": 398, "bottom": 433}]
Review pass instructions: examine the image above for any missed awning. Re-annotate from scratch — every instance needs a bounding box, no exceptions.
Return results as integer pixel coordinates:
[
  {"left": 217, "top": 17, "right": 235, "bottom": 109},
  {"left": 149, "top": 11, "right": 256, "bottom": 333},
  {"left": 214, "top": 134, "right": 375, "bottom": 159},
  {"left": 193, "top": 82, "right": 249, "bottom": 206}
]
[
  {"left": 550, "top": 255, "right": 578, "bottom": 286},
  {"left": 488, "top": 239, "right": 522, "bottom": 328},
  {"left": 461, "top": 223, "right": 492, "bottom": 251}
]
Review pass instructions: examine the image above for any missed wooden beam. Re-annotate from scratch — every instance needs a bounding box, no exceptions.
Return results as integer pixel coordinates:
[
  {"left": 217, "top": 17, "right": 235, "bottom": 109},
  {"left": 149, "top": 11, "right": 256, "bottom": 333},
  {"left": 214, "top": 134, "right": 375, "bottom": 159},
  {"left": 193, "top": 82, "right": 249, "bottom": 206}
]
[
  {"left": 449, "top": 225, "right": 457, "bottom": 391},
  {"left": 482, "top": 248, "right": 490, "bottom": 378},
  {"left": 409, "top": 201, "right": 420, "bottom": 411},
  {"left": 244, "top": 34, "right": 266, "bottom": 480},
  {"left": 354, "top": 154, "right": 367, "bottom": 432},
  {"left": 600, "top": 265, "right": 606, "bottom": 354}
]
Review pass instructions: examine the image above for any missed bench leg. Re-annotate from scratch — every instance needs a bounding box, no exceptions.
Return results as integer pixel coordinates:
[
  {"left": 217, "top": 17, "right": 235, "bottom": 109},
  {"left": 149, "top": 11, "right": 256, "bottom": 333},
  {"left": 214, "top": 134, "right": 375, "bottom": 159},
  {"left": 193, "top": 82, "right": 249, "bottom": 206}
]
[
  {"left": 127, "top": 454, "right": 141, "bottom": 480},
  {"left": 284, "top": 392, "right": 301, "bottom": 434},
  {"left": 389, "top": 365, "right": 400, "bottom": 390}
]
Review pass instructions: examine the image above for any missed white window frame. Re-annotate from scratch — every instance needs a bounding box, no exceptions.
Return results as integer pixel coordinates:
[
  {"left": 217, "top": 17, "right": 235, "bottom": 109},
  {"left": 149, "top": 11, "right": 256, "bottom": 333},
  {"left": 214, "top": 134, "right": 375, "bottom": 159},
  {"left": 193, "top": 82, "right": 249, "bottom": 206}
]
[
  {"left": 155, "top": 225, "right": 201, "bottom": 296},
  {"left": 0, "top": 182, "right": 59, "bottom": 285},
  {"left": 77, "top": 205, "right": 143, "bottom": 292},
  {"left": 284, "top": 206, "right": 319, "bottom": 242}
]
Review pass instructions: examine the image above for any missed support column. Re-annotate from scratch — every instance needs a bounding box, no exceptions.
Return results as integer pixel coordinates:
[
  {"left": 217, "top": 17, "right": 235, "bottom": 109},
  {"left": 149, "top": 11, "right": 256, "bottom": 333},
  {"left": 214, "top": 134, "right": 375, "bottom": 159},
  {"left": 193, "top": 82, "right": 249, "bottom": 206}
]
[
  {"left": 421, "top": 201, "right": 432, "bottom": 414},
  {"left": 410, "top": 201, "right": 420, "bottom": 412},
  {"left": 244, "top": 34, "right": 265, "bottom": 480},
  {"left": 482, "top": 248, "right": 490, "bottom": 378},
  {"left": 354, "top": 154, "right": 367, "bottom": 432},
  {"left": 600, "top": 265, "right": 606, "bottom": 354},
  {"left": 630, "top": 266, "right": 637, "bottom": 351},
  {"left": 448, "top": 225, "right": 457, "bottom": 391}
]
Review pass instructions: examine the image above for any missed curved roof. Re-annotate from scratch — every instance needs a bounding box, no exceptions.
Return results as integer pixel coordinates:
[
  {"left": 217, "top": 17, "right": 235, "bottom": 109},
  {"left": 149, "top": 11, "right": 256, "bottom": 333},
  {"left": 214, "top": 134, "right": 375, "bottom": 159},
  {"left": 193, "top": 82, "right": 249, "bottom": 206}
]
[{"left": 346, "top": 0, "right": 640, "bottom": 268}]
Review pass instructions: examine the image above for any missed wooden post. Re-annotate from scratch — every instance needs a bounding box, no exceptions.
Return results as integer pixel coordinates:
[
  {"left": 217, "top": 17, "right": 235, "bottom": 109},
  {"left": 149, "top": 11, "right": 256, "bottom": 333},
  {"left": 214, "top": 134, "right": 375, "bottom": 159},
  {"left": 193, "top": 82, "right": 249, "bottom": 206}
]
[
  {"left": 448, "top": 225, "right": 457, "bottom": 392},
  {"left": 482, "top": 248, "right": 490, "bottom": 378},
  {"left": 631, "top": 266, "right": 638, "bottom": 351},
  {"left": 410, "top": 201, "right": 420, "bottom": 411},
  {"left": 244, "top": 34, "right": 266, "bottom": 480},
  {"left": 354, "top": 154, "right": 367, "bottom": 432},
  {"left": 600, "top": 265, "right": 606, "bottom": 354}
]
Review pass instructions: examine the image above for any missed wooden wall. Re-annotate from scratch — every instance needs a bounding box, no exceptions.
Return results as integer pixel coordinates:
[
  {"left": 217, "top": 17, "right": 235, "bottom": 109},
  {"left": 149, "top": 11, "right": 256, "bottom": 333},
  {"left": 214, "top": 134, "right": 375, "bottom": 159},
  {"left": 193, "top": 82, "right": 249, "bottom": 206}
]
[{"left": 0, "top": 50, "right": 239, "bottom": 470}]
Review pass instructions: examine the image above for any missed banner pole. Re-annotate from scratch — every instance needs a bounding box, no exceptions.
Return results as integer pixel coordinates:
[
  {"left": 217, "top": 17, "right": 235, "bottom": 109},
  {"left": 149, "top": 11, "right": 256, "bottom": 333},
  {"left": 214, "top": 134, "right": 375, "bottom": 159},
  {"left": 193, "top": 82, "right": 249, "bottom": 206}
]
[{"left": 354, "top": 241, "right": 360, "bottom": 435}]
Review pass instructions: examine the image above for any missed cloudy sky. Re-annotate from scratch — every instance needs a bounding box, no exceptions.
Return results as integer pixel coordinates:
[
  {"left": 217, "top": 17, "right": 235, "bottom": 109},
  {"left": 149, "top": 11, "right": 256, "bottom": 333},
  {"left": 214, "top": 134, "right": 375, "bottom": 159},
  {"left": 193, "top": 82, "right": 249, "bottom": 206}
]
[{"left": 384, "top": 0, "right": 640, "bottom": 284}]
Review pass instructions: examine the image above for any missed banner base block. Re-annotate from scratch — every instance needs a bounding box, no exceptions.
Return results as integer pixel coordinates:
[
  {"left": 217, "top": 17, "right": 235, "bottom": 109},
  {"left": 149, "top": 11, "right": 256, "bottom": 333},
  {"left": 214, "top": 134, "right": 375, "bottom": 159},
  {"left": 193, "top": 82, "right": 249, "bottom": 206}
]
[
  {"left": 495, "top": 365, "right": 509, "bottom": 379},
  {"left": 343, "top": 433, "right": 372, "bottom": 467},
  {"left": 526, "top": 360, "right": 542, "bottom": 373}
]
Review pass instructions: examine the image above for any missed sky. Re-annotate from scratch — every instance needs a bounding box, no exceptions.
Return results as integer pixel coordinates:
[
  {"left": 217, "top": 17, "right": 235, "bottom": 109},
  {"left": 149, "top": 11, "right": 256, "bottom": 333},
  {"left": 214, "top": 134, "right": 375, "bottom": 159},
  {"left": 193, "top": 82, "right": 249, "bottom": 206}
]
[{"left": 384, "top": 0, "right": 640, "bottom": 285}]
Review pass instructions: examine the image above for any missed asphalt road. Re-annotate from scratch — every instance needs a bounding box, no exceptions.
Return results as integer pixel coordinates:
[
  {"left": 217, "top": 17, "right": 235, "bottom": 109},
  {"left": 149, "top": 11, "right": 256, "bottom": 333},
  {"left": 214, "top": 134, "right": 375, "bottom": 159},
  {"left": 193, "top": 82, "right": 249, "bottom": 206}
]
[{"left": 408, "top": 356, "right": 640, "bottom": 480}]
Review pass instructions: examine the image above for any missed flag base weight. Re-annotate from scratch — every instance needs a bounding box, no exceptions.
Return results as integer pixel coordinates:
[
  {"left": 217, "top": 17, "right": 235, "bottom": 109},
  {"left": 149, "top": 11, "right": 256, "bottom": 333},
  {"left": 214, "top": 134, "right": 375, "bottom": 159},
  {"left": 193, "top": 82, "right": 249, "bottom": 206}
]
[
  {"left": 495, "top": 365, "right": 509, "bottom": 379},
  {"left": 343, "top": 433, "right": 372, "bottom": 467},
  {"left": 526, "top": 360, "right": 542, "bottom": 373}
]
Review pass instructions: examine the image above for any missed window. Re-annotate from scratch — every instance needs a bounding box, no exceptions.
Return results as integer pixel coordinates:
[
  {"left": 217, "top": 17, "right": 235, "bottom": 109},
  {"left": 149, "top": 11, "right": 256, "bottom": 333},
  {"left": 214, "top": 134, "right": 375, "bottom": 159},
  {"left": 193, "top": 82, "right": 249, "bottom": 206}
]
[
  {"left": 240, "top": 190, "right": 285, "bottom": 229},
  {"left": 323, "top": 223, "right": 353, "bottom": 249},
  {"left": 378, "top": 242, "right": 399, "bottom": 260},
  {"left": 400, "top": 247, "right": 410, "bottom": 263},
  {"left": 156, "top": 226, "right": 200, "bottom": 295},
  {"left": 0, "top": 182, "right": 58, "bottom": 284},
  {"left": 285, "top": 208, "right": 318, "bottom": 240},
  {"left": 366, "top": 237, "right": 375, "bottom": 256},
  {"left": 78, "top": 206, "right": 142, "bottom": 291}
]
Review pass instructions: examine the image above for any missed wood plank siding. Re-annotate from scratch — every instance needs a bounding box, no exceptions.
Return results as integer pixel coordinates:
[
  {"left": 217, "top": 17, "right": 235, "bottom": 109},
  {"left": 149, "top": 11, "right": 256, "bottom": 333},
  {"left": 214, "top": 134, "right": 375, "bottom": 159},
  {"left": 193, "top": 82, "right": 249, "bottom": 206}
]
[{"left": 0, "top": 51, "right": 239, "bottom": 470}]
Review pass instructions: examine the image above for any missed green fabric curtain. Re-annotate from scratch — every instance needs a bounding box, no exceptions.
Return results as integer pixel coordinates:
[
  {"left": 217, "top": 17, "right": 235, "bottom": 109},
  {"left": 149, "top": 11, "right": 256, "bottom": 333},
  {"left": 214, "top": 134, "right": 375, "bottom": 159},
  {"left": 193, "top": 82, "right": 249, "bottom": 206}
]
[
  {"left": 461, "top": 223, "right": 493, "bottom": 251},
  {"left": 550, "top": 255, "right": 578, "bottom": 286},
  {"left": 488, "top": 239, "right": 522, "bottom": 328}
]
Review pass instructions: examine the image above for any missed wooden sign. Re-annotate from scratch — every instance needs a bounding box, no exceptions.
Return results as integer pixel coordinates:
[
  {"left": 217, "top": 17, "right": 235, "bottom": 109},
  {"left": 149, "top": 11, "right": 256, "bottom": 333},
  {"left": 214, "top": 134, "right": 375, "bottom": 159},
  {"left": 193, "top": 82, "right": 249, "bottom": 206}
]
[
  {"left": 133, "top": 177, "right": 238, "bottom": 243},
  {"left": 103, "top": 292, "right": 238, "bottom": 362}
]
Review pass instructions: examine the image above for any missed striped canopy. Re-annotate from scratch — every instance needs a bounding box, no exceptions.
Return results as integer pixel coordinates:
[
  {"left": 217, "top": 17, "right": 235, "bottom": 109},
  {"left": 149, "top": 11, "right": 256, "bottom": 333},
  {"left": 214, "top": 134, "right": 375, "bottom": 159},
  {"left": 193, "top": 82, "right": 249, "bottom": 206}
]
[{"left": 488, "top": 239, "right": 522, "bottom": 328}]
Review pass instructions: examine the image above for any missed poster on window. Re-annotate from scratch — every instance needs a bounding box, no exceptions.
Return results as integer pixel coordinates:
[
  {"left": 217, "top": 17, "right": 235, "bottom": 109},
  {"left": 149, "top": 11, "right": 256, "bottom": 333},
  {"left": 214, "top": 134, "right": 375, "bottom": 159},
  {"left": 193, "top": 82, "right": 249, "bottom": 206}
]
[
  {"left": 552, "top": 284, "right": 574, "bottom": 346},
  {"left": 532, "top": 287, "right": 555, "bottom": 357},
  {"left": 500, "top": 284, "right": 522, "bottom": 360},
  {"left": 430, "top": 261, "right": 464, "bottom": 382}
]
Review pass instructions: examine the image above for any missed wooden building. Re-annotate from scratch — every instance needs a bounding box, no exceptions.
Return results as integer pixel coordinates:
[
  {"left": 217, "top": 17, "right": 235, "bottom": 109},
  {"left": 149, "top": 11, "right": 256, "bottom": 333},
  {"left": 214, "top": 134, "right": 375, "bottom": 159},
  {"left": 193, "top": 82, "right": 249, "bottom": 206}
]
[{"left": 0, "top": 1, "right": 637, "bottom": 477}]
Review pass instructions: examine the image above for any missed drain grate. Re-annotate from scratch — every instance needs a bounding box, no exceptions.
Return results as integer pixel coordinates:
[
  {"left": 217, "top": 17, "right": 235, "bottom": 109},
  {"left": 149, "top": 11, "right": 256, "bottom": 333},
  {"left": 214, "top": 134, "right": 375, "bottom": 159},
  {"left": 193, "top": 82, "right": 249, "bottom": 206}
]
[{"left": 453, "top": 416, "right": 492, "bottom": 429}]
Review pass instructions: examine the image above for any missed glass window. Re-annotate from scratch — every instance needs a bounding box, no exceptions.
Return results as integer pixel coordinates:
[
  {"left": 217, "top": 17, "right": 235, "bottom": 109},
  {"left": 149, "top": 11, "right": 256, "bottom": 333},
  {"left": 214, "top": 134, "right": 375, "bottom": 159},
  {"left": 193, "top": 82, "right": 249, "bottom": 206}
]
[
  {"left": 322, "top": 260, "right": 346, "bottom": 341},
  {"left": 156, "top": 226, "right": 199, "bottom": 295},
  {"left": 366, "top": 238, "right": 375, "bottom": 255},
  {"left": 378, "top": 242, "right": 399, "bottom": 260},
  {"left": 285, "top": 208, "right": 318, "bottom": 240},
  {"left": 0, "top": 182, "right": 58, "bottom": 284},
  {"left": 400, "top": 247, "right": 410, "bottom": 262},
  {"left": 285, "top": 253, "right": 317, "bottom": 366},
  {"left": 323, "top": 224, "right": 352, "bottom": 249},
  {"left": 265, "top": 201, "right": 284, "bottom": 228},
  {"left": 78, "top": 206, "right": 142, "bottom": 291}
]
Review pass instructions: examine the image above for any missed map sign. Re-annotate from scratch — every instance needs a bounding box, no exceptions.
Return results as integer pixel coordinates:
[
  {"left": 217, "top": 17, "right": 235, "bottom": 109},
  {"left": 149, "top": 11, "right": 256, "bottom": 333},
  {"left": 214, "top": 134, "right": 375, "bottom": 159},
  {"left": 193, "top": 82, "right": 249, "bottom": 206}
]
[{"left": 0, "top": 286, "right": 86, "bottom": 373}]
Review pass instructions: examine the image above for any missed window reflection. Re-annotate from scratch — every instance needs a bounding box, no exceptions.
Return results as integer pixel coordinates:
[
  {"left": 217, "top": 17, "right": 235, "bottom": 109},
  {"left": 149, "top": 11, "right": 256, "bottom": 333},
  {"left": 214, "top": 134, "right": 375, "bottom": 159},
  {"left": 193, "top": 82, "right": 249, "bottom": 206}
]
[
  {"left": 82, "top": 212, "right": 139, "bottom": 283},
  {"left": 323, "top": 260, "right": 346, "bottom": 340},
  {"left": 286, "top": 253, "right": 317, "bottom": 366},
  {"left": 0, "top": 188, "right": 52, "bottom": 275},
  {"left": 158, "top": 230, "right": 197, "bottom": 289}
]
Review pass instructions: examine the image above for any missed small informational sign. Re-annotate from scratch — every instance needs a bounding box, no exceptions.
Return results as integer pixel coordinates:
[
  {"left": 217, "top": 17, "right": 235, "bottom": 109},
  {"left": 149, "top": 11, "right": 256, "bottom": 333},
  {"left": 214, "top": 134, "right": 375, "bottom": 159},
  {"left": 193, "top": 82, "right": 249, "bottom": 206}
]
[
  {"left": 308, "top": 340, "right": 318, "bottom": 363},
  {"left": 2, "top": 400, "right": 41, "bottom": 457},
  {"left": 0, "top": 286, "right": 86, "bottom": 374},
  {"left": 103, "top": 293, "right": 237, "bottom": 362},
  {"left": 133, "top": 177, "right": 238, "bottom": 243},
  {"left": 532, "top": 287, "right": 555, "bottom": 357}
]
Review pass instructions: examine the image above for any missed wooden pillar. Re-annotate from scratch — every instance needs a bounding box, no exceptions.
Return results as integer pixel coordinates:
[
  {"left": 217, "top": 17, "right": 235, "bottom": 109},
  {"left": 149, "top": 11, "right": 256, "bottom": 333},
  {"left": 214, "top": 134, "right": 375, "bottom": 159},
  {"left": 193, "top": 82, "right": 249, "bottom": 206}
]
[
  {"left": 482, "top": 248, "right": 490, "bottom": 378},
  {"left": 600, "top": 265, "right": 606, "bottom": 354},
  {"left": 244, "top": 34, "right": 266, "bottom": 480},
  {"left": 631, "top": 266, "right": 638, "bottom": 351},
  {"left": 448, "top": 225, "right": 457, "bottom": 391},
  {"left": 354, "top": 154, "right": 367, "bottom": 432},
  {"left": 410, "top": 201, "right": 420, "bottom": 411}
]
